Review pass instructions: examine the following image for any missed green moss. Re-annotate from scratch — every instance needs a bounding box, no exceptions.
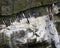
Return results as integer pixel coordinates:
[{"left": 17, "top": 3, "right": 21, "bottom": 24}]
[
  {"left": 56, "top": 22, "right": 60, "bottom": 35},
  {"left": 40, "top": 7, "right": 47, "bottom": 15},
  {"left": 0, "top": 0, "right": 57, "bottom": 15}
]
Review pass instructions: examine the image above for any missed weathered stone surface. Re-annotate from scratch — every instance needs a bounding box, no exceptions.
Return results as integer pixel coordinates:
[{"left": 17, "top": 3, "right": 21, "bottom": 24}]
[{"left": 0, "top": 15, "right": 60, "bottom": 48}]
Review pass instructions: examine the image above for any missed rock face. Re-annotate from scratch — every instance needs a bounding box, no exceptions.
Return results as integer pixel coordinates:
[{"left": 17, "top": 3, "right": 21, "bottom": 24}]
[{"left": 0, "top": 15, "right": 60, "bottom": 48}]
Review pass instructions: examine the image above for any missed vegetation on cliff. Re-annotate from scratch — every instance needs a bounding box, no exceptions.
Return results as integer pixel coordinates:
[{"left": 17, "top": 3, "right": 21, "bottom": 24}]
[{"left": 0, "top": 0, "right": 57, "bottom": 15}]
